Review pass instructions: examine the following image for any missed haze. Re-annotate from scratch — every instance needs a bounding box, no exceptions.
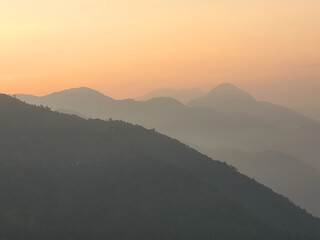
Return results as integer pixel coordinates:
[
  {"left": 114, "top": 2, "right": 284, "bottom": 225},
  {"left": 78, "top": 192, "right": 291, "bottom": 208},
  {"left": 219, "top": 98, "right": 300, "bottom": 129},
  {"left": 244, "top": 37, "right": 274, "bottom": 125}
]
[
  {"left": 1, "top": 0, "right": 320, "bottom": 108},
  {"left": 1, "top": 2, "right": 320, "bottom": 238}
]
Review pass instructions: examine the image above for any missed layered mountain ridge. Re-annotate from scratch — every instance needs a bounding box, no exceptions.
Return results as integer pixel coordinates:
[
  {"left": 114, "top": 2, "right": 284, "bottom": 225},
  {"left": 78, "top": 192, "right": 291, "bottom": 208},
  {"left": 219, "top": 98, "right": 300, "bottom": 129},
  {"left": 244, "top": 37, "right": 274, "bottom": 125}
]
[
  {"left": 14, "top": 84, "right": 320, "bottom": 217},
  {"left": 0, "top": 94, "right": 320, "bottom": 239}
]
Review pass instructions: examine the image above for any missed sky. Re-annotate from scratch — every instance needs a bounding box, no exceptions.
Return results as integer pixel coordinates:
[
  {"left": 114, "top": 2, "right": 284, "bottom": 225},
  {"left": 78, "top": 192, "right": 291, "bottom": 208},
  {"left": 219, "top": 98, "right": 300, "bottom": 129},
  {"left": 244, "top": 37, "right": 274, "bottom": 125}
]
[{"left": 0, "top": 0, "right": 319, "bottom": 107}]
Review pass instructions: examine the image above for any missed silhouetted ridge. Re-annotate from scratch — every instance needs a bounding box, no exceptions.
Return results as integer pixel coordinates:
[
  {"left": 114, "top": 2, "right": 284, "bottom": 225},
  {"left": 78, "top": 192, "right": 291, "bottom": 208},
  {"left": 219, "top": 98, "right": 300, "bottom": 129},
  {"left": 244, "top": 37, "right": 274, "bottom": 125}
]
[
  {"left": 11, "top": 87, "right": 320, "bottom": 217},
  {"left": 0, "top": 94, "right": 320, "bottom": 240},
  {"left": 204, "top": 148, "right": 320, "bottom": 217}
]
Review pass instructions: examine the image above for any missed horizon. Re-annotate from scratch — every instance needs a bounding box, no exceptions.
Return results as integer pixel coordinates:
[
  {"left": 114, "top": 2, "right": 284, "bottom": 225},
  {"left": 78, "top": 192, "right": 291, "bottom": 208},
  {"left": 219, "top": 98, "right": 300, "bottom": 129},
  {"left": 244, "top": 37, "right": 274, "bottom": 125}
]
[
  {"left": 9, "top": 82, "right": 320, "bottom": 121},
  {"left": 1, "top": 0, "right": 319, "bottom": 108},
  {"left": 7, "top": 81, "right": 319, "bottom": 111}
]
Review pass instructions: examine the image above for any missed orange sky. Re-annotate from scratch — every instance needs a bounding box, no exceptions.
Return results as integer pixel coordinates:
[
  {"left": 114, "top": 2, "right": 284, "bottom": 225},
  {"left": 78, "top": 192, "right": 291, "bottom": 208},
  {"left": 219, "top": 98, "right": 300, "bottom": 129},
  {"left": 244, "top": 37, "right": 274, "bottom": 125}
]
[{"left": 1, "top": 0, "right": 319, "bottom": 106}]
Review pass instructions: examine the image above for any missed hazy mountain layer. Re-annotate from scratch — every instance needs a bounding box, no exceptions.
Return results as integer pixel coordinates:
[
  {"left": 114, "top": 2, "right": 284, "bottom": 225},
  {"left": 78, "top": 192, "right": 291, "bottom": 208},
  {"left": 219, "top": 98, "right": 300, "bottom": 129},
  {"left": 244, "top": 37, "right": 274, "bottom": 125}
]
[
  {"left": 188, "top": 83, "right": 313, "bottom": 130},
  {"left": 137, "top": 88, "right": 205, "bottom": 104},
  {"left": 14, "top": 86, "right": 320, "bottom": 217},
  {"left": 15, "top": 86, "right": 320, "bottom": 169},
  {"left": 294, "top": 105, "right": 320, "bottom": 122},
  {"left": 201, "top": 148, "right": 320, "bottom": 217},
  {"left": 16, "top": 87, "right": 113, "bottom": 118},
  {"left": 1, "top": 94, "right": 320, "bottom": 239}
]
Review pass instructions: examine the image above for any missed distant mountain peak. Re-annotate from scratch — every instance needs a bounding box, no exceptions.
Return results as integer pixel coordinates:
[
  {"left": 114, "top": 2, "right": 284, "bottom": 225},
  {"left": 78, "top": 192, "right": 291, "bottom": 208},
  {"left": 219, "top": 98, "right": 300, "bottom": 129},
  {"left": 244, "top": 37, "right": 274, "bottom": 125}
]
[
  {"left": 145, "top": 97, "right": 185, "bottom": 107},
  {"left": 43, "top": 87, "right": 114, "bottom": 102},
  {"left": 207, "top": 83, "right": 255, "bottom": 102},
  {"left": 137, "top": 88, "right": 205, "bottom": 104},
  {"left": 214, "top": 83, "right": 237, "bottom": 89},
  {"left": 48, "top": 86, "right": 107, "bottom": 96}
]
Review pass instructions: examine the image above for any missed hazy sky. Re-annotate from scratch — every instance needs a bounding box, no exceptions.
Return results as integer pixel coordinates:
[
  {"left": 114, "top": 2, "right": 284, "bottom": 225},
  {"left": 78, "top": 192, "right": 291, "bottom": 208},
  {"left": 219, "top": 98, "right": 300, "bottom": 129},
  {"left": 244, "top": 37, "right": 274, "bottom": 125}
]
[{"left": 1, "top": 0, "right": 319, "bottom": 106}]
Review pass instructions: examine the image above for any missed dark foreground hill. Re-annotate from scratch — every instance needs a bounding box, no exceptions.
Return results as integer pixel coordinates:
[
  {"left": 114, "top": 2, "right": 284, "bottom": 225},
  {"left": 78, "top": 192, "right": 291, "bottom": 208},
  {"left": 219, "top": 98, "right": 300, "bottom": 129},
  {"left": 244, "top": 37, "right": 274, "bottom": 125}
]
[{"left": 0, "top": 95, "right": 320, "bottom": 240}]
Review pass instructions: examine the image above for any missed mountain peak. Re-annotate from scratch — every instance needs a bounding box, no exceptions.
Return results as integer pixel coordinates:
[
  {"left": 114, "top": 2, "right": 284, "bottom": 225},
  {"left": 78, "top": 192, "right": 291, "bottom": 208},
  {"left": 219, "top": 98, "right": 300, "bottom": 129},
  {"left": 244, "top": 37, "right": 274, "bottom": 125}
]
[
  {"left": 39, "top": 87, "right": 114, "bottom": 106},
  {"left": 187, "top": 83, "right": 256, "bottom": 110},
  {"left": 214, "top": 83, "right": 237, "bottom": 89},
  {"left": 145, "top": 96, "right": 184, "bottom": 105},
  {"left": 137, "top": 88, "right": 205, "bottom": 104},
  {"left": 207, "top": 83, "right": 255, "bottom": 102},
  {"left": 46, "top": 87, "right": 111, "bottom": 98}
]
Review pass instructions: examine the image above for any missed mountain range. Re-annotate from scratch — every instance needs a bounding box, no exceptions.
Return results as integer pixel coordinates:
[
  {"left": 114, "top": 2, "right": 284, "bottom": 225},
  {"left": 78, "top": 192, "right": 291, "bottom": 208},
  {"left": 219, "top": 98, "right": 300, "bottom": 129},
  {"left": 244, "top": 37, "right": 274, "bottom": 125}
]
[
  {"left": 15, "top": 84, "right": 320, "bottom": 217},
  {"left": 188, "top": 83, "right": 312, "bottom": 130},
  {"left": 1, "top": 94, "right": 320, "bottom": 239},
  {"left": 15, "top": 84, "right": 320, "bottom": 166}
]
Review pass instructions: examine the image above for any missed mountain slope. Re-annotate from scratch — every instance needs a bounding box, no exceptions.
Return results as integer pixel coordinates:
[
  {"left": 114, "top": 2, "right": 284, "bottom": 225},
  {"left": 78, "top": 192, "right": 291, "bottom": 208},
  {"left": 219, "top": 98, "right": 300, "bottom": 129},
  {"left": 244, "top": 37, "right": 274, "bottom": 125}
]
[
  {"left": 296, "top": 105, "right": 320, "bottom": 122},
  {"left": 188, "top": 83, "right": 313, "bottom": 130},
  {"left": 202, "top": 148, "right": 320, "bottom": 217},
  {"left": 0, "top": 94, "right": 320, "bottom": 239}
]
